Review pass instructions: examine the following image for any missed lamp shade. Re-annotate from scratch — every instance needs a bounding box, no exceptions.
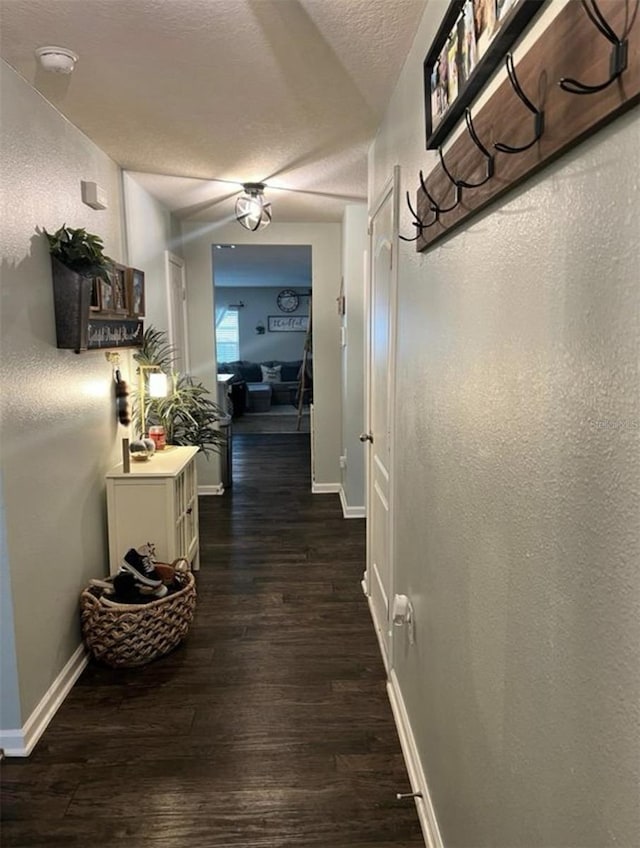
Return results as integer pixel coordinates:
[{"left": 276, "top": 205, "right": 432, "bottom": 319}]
[
  {"left": 236, "top": 183, "right": 272, "bottom": 231},
  {"left": 148, "top": 371, "right": 168, "bottom": 398}
]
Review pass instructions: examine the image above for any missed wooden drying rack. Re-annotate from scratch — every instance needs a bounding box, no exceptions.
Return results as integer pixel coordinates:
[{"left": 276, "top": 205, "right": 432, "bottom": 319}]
[{"left": 413, "top": 1, "right": 640, "bottom": 252}]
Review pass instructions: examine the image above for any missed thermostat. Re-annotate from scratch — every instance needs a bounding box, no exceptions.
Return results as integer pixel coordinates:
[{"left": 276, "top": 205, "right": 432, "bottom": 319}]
[{"left": 81, "top": 180, "right": 107, "bottom": 210}]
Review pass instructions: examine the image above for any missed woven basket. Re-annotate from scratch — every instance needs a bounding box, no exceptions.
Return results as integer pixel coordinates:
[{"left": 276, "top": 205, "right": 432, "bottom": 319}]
[{"left": 80, "top": 571, "right": 196, "bottom": 668}]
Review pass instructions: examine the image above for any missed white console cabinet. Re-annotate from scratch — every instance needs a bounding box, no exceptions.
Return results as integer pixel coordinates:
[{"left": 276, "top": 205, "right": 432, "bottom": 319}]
[{"left": 106, "top": 445, "right": 199, "bottom": 575}]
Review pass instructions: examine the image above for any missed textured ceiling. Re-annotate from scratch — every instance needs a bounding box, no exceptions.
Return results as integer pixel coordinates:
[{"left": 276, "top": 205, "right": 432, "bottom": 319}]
[{"left": 0, "top": 0, "right": 426, "bottom": 223}]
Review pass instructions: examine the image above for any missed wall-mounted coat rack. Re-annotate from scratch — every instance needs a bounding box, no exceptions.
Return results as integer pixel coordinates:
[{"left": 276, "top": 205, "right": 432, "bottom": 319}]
[{"left": 412, "top": 1, "right": 640, "bottom": 252}]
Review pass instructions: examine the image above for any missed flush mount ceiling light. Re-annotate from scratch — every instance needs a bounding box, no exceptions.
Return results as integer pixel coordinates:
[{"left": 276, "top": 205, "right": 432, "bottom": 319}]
[
  {"left": 235, "top": 183, "right": 272, "bottom": 231},
  {"left": 35, "top": 46, "right": 78, "bottom": 74}
]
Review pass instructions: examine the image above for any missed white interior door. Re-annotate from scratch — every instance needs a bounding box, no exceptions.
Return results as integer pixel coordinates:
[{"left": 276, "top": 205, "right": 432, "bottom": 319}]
[
  {"left": 365, "top": 168, "right": 399, "bottom": 668},
  {"left": 165, "top": 251, "right": 190, "bottom": 372}
]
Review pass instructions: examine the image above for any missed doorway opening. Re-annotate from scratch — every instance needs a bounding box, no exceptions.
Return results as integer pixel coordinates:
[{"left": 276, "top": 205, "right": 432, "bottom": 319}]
[{"left": 212, "top": 244, "right": 313, "bottom": 436}]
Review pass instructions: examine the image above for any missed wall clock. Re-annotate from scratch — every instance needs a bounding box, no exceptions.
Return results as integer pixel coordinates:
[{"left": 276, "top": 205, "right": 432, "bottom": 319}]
[{"left": 277, "top": 289, "right": 299, "bottom": 313}]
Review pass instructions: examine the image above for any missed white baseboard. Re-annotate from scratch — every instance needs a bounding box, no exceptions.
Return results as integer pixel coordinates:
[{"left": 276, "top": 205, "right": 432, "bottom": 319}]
[
  {"left": 0, "top": 643, "right": 88, "bottom": 757},
  {"left": 198, "top": 484, "right": 225, "bottom": 496},
  {"left": 339, "top": 485, "right": 366, "bottom": 519},
  {"left": 362, "top": 581, "right": 442, "bottom": 848},
  {"left": 311, "top": 482, "right": 341, "bottom": 494},
  {"left": 388, "top": 670, "right": 444, "bottom": 848}
]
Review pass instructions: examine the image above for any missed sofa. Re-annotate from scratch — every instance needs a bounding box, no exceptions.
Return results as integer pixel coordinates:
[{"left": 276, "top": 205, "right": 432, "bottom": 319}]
[{"left": 218, "top": 360, "right": 311, "bottom": 412}]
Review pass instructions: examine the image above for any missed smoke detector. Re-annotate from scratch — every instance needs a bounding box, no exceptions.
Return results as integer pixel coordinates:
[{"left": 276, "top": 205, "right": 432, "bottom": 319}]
[{"left": 35, "top": 46, "right": 78, "bottom": 74}]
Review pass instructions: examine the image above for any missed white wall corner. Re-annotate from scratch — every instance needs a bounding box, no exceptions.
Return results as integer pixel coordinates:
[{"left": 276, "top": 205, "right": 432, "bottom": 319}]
[
  {"left": 388, "top": 670, "right": 444, "bottom": 848},
  {"left": 198, "top": 484, "right": 225, "bottom": 496},
  {"left": 0, "top": 643, "right": 88, "bottom": 758},
  {"left": 339, "top": 485, "right": 366, "bottom": 518}
]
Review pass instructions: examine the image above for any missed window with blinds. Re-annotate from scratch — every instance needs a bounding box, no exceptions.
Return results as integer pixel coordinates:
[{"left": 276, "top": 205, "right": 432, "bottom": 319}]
[{"left": 216, "top": 309, "right": 240, "bottom": 363}]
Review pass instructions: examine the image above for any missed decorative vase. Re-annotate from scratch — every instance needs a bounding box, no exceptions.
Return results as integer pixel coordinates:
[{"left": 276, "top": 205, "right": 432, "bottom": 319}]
[
  {"left": 50, "top": 256, "right": 92, "bottom": 352},
  {"left": 129, "top": 439, "right": 152, "bottom": 461},
  {"left": 142, "top": 437, "right": 156, "bottom": 455},
  {"left": 148, "top": 425, "right": 166, "bottom": 450}
]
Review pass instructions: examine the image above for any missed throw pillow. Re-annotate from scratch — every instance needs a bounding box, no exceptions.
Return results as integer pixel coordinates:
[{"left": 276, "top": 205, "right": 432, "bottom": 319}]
[
  {"left": 240, "top": 361, "right": 262, "bottom": 382},
  {"left": 280, "top": 361, "right": 302, "bottom": 382},
  {"left": 260, "top": 364, "right": 281, "bottom": 383}
]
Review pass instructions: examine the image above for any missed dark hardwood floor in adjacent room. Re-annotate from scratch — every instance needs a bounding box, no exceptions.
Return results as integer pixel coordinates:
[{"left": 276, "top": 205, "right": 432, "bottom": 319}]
[{"left": 1, "top": 433, "right": 424, "bottom": 848}]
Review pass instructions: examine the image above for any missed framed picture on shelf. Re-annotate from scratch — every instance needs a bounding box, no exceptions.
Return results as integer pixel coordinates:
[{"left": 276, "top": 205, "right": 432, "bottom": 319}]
[
  {"left": 108, "top": 263, "right": 128, "bottom": 314},
  {"left": 125, "top": 267, "right": 145, "bottom": 317},
  {"left": 90, "top": 278, "right": 101, "bottom": 312},
  {"left": 99, "top": 277, "right": 114, "bottom": 312},
  {"left": 97, "top": 263, "right": 128, "bottom": 315},
  {"left": 424, "top": 0, "right": 542, "bottom": 149}
]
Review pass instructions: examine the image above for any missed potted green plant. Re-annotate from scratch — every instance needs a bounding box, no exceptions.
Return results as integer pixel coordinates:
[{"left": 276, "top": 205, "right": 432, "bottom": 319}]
[
  {"left": 43, "top": 224, "right": 113, "bottom": 352},
  {"left": 133, "top": 326, "right": 226, "bottom": 457}
]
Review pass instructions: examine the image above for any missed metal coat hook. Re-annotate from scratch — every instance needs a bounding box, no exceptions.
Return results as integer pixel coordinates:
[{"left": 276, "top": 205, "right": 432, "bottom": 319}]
[
  {"left": 420, "top": 168, "right": 461, "bottom": 215},
  {"left": 464, "top": 108, "right": 495, "bottom": 185},
  {"left": 494, "top": 53, "right": 544, "bottom": 154},
  {"left": 438, "top": 109, "right": 494, "bottom": 190},
  {"left": 399, "top": 189, "right": 438, "bottom": 242},
  {"left": 559, "top": 0, "right": 629, "bottom": 94},
  {"left": 399, "top": 191, "right": 424, "bottom": 242}
]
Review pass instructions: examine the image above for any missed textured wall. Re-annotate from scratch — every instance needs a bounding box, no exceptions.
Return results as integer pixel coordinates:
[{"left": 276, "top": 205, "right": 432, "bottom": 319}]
[
  {"left": 370, "top": 1, "right": 640, "bottom": 845},
  {"left": 0, "top": 61, "right": 126, "bottom": 725},
  {"left": 123, "top": 172, "right": 175, "bottom": 335},
  {"left": 181, "top": 221, "right": 342, "bottom": 488},
  {"left": 341, "top": 205, "right": 368, "bottom": 510}
]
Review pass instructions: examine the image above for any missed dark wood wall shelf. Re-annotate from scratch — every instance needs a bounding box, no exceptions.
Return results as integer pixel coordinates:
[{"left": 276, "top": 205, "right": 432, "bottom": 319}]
[
  {"left": 51, "top": 258, "right": 146, "bottom": 352},
  {"left": 414, "top": 1, "right": 640, "bottom": 252}
]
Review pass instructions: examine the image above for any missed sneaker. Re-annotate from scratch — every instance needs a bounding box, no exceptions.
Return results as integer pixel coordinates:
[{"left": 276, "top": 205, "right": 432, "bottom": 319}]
[
  {"left": 137, "top": 542, "right": 157, "bottom": 562},
  {"left": 138, "top": 583, "right": 168, "bottom": 599},
  {"left": 121, "top": 547, "right": 163, "bottom": 588},
  {"left": 88, "top": 578, "right": 116, "bottom": 595},
  {"left": 100, "top": 587, "right": 167, "bottom": 607},
  {"left": 102, "top": 573, "right": 168, "bottom": 605},
  {"left": 100, "top": 572, "right": 148, "bottom": 605}
]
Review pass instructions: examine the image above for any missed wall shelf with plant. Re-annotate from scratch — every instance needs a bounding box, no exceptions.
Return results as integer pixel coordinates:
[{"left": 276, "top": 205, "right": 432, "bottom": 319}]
[{"left": 44, "top": 224, "right": 146, "bottom": 352}]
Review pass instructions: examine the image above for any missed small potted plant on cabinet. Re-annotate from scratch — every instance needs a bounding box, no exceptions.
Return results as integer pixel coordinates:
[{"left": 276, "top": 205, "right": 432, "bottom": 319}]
[{"left": 44, "top": 224, "right": 112, "bottom": 352}]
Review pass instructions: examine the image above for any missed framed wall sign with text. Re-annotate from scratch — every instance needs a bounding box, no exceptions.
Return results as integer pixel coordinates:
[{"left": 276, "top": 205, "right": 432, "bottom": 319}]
[
  {"left": 268, "top": 315, "right": 309, "bottom": 333},
  {"left": 87, "top": 319, "right": 144, "bottom": 350}
]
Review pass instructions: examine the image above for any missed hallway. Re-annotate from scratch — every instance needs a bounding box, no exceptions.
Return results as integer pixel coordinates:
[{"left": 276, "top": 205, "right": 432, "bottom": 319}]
[{"left": 1, "top": 434, "right": 423, "bottom": 847}]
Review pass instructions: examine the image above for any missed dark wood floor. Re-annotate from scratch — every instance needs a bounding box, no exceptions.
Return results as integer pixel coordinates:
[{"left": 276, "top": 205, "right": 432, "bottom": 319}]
[{"left": 1, "top": 434, "right": 424, "bottom": 848}]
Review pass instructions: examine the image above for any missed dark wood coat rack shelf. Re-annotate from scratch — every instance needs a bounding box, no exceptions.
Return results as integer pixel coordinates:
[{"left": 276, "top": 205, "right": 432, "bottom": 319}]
[{"left": 414, "top": 1, "right": 640, "bottom": 252}]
